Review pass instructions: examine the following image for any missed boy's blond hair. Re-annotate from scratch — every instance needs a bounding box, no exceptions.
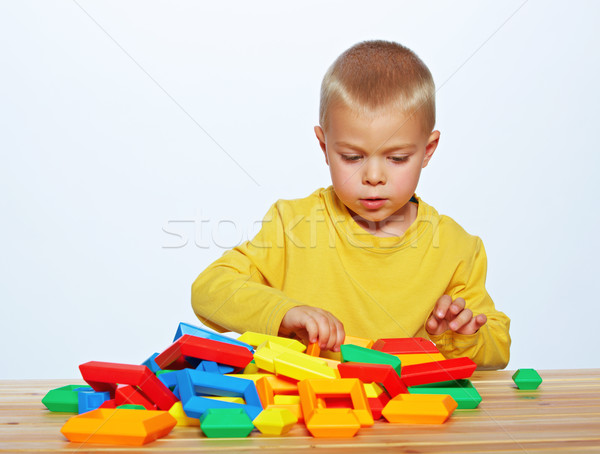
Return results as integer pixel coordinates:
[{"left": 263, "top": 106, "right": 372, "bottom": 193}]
[{"left": 319, "top": 40, "right": 436, "bottom": 134}]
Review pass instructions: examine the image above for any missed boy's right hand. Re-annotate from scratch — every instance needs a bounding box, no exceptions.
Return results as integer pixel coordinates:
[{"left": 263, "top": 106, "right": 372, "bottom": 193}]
[{"left": 278, "top": 306, "right": 345, "bottom": 352}]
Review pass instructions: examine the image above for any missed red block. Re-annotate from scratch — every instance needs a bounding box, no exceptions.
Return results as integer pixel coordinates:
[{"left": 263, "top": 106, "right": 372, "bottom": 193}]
[
  {"left": 154, "top": 334, "right": 253, "bottom": 370},
  {"left": 79, "top": 361, "right": 178, "bottom": 411},
  {"left": 115, "top": 385, "right": 157, "bottom": 410},
  {"left": 400, "top": 357, "right": 477, "bottom": 387},
  {"left": 99, "top": 399, "right": 116, "bottom": 409},
  {"left": 372, "top": 337, "right": 439, "bottom": 354},
  {"left": 367, "top": 393, "right": 390, "bottom": 420},
  {"left": 337, "top": 362, "right": 408, "bottom": 397}
]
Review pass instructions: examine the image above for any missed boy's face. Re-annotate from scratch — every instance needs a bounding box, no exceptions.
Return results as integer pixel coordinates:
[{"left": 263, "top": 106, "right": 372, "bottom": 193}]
[{"left": 315, "top": 105, "right": 440, "bottom": 229}]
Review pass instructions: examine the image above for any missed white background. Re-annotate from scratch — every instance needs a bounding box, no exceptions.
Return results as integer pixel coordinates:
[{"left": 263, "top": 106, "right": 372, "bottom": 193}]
[{"left": 1, "top": 1, "right": 599, "bottom": 379}]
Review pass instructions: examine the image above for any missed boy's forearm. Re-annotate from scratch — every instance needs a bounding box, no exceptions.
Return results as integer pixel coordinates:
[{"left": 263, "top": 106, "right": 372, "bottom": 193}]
[{"left": 428, "top": 315, "right": 511, "bottom": 370}]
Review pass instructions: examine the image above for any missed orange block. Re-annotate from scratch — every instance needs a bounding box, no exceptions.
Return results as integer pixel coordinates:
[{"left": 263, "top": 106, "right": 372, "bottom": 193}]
[
  {"left": 306, "top": 342, "right": 321, "bottom": 357},
  {"left": 298, "top": 378, "right": 373, "bottom": 438},
  {"left": 60, "top": 408, "right": 176, "bottom": 445},
  {"left": 382, "top": 394, "right": 457, "bottom": 424},
  {"left": 343, "top": 336, "right": 374, "bottom": 349},
  {"left": 256, "top": 376, "right": 298, "bottom": 407},
  {"left": 305, "top": 408, "right": 360, "bottom": 438}
]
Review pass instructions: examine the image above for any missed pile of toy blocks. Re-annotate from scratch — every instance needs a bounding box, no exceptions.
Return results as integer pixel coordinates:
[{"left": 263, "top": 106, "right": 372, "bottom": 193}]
[{"left": 42, "top": 322, "right": 483, "bottom": 445}]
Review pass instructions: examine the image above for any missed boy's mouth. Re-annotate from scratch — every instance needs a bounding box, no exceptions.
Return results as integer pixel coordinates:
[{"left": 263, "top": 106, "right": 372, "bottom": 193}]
[{"left": 359, "top": 198, "right": 387, "bottom": 209}]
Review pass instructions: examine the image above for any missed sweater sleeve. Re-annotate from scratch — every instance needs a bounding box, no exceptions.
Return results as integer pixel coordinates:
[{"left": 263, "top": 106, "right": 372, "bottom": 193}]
[
  {"left": 427, "top": 237, "right": 511, "bottom": 370},
  {"left": 191, "top": 202, "right": 304, "bottom": 336}
]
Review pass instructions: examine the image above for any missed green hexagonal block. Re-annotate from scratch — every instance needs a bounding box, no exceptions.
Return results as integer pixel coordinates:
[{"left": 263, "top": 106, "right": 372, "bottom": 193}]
[
  {"left": 512, "top": 369, "right": 542, "bottom": 390},
  {"left": 200, "top": 408, "right": 254, "bottom": 438},
  {"left": 340, "top": 344, "right": 402, "bottom": 376},
  {"left": 408, "top": 379, "right": 482, "bottom": 409},
  {"left": 42, "top": 385, "right": 92, "bottom": 413},
  {"left": 116, "top": 404, "right": 146, "bottom": 410}
]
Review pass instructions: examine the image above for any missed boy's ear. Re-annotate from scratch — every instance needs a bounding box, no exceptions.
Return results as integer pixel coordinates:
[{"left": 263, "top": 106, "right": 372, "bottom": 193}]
[
  {"left": 422, "top": 130, "right": 440, "bottom": 168},
  {"left": 314, "top": 126, "right": 329, "bottom": 165}
]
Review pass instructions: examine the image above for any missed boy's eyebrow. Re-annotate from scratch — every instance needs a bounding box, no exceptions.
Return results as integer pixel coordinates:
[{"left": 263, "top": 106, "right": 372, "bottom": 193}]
[{"left": 334, "top": 141, "right": 416, "bottom": 153}]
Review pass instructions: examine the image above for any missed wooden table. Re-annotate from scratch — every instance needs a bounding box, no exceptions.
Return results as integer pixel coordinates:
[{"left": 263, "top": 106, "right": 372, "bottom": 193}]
[{"left": 1, "top": 369, "right": 599, "bottom": 453}]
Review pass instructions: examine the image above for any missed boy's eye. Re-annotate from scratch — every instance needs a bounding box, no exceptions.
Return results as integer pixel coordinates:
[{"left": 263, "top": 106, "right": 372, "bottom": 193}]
[
  {"left": 389, "top": 156, "right": 409, "bottom": 163},
  {"left": 341, "top": 155, "right": 361, "bottom": 161}
]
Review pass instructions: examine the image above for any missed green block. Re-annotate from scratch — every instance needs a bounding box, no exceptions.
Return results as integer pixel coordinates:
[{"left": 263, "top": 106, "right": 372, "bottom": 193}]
[
  {"left": 41, "top": 385, "right": 92, "bottom": 413},
  {"left": 340, "top": 344, "right": 402, "bottom": 375},
  {"left": 200, "top": 408, "right": 254, "bottom": 438},
  {"left": 155, "top": 369, "right": 176, "bottom": 377},
  {"left": 116, "top": 404, "right": 146, "bottom": 410},
  {"left": 408, "top": 379, "right": 482, "bottom": 409},
  {"left": 512, "top": 369, "right": 542, "bottom": 390}
]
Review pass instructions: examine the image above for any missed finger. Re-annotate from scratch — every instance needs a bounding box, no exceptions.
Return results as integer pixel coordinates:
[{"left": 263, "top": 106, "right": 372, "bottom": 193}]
[
  {"left": 449, "top": 297, "right": 466, "bottom": 316},
  {"left": 457, "top": 314, "right": 487, "bottom": 335},
  {"left": 449, "top": 308, "right": 473, "bottom": 331},
  {"left": 434, "top": 295, "right": 453, "bottom": 320},
  {"left": 304, "top": 317, "right": 320, "bottom": 344},
  {"left": 426, "top": 314, "right": 447, "bottom": 335},
  {"left": 332, "top": 320, "right": 346, "bottom": 352},
  {"left": 314, "top": 315, "right": 331, "bottom": 349},
  {"left": 324, "top": 316, "right": 338, "bottom": 351}
]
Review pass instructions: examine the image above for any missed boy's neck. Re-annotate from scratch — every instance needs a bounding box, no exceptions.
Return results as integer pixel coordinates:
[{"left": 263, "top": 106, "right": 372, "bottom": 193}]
[{"left": 348, "top": 201, "right": 419, "bottom": 238}]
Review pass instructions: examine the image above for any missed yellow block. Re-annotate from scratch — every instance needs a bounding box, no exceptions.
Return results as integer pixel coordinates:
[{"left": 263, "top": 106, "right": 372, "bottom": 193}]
[
  {"left": 238, "top": 332, "right": 306, "bottom": 352},
  {"left": 168, "top": 401, "right": 200, "bottom": 427},
  {"left": 273, "top": 395, "right": 301, "bottom": 405},
  {"left": 363, "top": 382, "right": 385, "bottom": 398},
  {"left": 205, "top": 396, "right": 246, "bottom": 404},
  {"left": 253, "top": 345, "right": 279, "bottom": 373},
  {"left": 382, "top": 394, "right": 457, "bottom": 424},
  {"left": 226, "top": 373, "right": 274, "bottom": 382},
  {"left": 396, "top": 353, "right": 446, "bottom": 366},
  {"left": 266, "top": 341, "right": 328, "bottom": 367},
  {"left": 274, "top": 352, "right": 338, "bottom": 380},
  {"left": 253, "top": 408, "right": 297, "bottom": 436}
]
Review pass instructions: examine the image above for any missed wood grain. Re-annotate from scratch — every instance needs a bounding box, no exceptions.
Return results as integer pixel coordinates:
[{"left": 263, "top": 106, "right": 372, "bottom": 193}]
[{"left": 1, "top": 369, "right": 599, "bottom": 453}]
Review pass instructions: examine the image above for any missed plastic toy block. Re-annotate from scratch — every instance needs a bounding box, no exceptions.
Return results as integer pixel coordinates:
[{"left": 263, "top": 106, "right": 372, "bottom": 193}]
[
  {"left": 409, "top": 379, "right": 482, "bottom": 409},
  {"left": 177, "top": 369, "right": 263, "bottom": 420},
  {"left": 273, "top": 395, "right": 300, "bottom": 405},
  {"left": 77, "top": 388, "right": 110, "bottom": 414},
  {"left": 368, "top": 392, "right": 391, "bottom": 420},
  {"left": 265, "top": 341, "right": 328, "bottom": 365},
  {"left": 155, "top": 334, "right": 253, "bottom": 371},
  {"left": 267, "top": 403, "right": 304, "bottom": 423},
  {"left": 363, "top": 382, "right": 385, "bottom": 398},
  {"left": 116, "top": 404, "right": 146, "bottom": 410},
  {"left": 306, "top": 408, "right": 361, "bottom": 438},
  {"left": 274, "top": 352, "right": 338, "bottom": 380},
  {"left": 79, "top": 361, "right": 178, "bottom": 411},
  {"left": 512, "top": 369, "right": 543, "bottom": 390},
  {"left": 343, "top": 335, "right": 374, "bottom": 349},
  {"left": 238, "top": 332, "right": 306, "bottom": 352},
  {"left": 174, "top": 322, "right": 254, "bottom": 352},
  {"left": 206, "top": 396, "right": 246, "bottom": 404},
  {"left": 115, "top": 385, "right": 157, "bottom": 410},
  {"left": 298, "top": 378, "right": 373, "bottom": 427},
  {"left": 42, "top": 385, "right": 93, "bottom": 413},
  {"left": 253, "top": 345, "right": 279, "bottom": 373},
  {"left": 340, "top": 344, "right": 402, "bottom": 376},
  {"left": 253, "top": 408, "right": 297, "bottom": 435},
  {"left": 372, "top": 337, "right": 439, "bottom": 354},
  {"left": 60, "top": 408, "right": 176, "bottom": 445},
  {"left": 99, "top": 399, "right": 117, "bottom": 409},
  {"left": 401, "top": 357, "right": 477, "bottom": 387},
  {"left": 226, "top": 373, "right": 275, "bottom": 382},
  {"left": 199, "top": 408, "right": 254, "bottom": 438},
  {"left": 395, "top": 353, "right": 446, "bottom": 366},
  {"left": 255, "top": 376, "right": 299, "bottom": 407},
  {"left": 382, "top": 394, "right": 457, "bottom": 424},
  {"left": 338, "top": 362, "right": 408, "bottom": 396},
  {"left": 168, "top": 401, "right": 200, "bottom": 426},
  {"left": 243, "top": 361, "right": 261, "bottom": 374},
  {"left": 157, "top": 370, "right": 181, "bottom": 399},
  {"left": 196, "top": 360, "right": 234, "bottom": 375},
  {"left": 306, "top": 342, "right": 321, "bottom": 357},
  {"left": 142, "top": 353, "right": 161, "bottom": 373}
]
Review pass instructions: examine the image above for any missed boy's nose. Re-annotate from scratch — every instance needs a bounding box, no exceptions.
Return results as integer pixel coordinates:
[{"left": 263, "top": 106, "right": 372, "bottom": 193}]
[{"left": 362, "top": 157, "right": 386, "bottom": 185}]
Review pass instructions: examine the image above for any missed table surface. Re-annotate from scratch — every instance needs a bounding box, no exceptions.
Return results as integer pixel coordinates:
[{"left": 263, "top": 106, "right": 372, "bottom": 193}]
[{"left": 1, "top": 369, "right": 599, "bottom": 453}]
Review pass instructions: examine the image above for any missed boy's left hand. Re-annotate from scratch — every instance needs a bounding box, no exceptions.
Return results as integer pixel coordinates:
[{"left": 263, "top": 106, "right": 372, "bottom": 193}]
[{"left": 426, "top": 295, "right": 487, "bottom": 335}]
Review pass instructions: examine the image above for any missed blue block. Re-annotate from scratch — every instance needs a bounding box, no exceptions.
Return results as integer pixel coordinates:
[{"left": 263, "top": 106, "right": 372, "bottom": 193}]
[
  {"left": 196, "top": 361, "right": 235, "bottom": 375},
  {"left": 157, "top": 370, "right": 182, "bottom": 399},
  {"left": 177, "top": 369, "right": 263, "bottom": 420},
  {"left": 76, "top": 388, "right": 110, "bottom": 414},
  {"left": 142, "top": 353, "right": 162, "bottom": 373},
  {"left": 173, "top": 322, "right": 254, "bottom": 353}
]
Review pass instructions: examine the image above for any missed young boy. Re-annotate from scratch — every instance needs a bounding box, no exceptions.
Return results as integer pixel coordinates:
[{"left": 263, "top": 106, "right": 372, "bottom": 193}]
[{"left": 192, "top": 40, "right": 510, "bottom": 370}]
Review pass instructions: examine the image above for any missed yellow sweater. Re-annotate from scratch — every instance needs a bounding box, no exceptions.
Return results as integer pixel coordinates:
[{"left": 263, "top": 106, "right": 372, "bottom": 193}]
[{"left": 192, "top": 186, "right": 511, "bottom": 370}]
